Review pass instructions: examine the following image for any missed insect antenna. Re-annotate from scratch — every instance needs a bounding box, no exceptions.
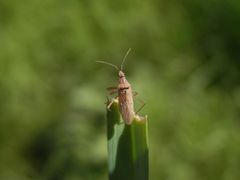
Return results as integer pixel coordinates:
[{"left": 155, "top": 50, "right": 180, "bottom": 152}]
[
  {"left": 96, "top": 61, "right": 120, "bottom": 71},
  {"left": 121, "top": 48, "right": 131, "bottom": 71}
]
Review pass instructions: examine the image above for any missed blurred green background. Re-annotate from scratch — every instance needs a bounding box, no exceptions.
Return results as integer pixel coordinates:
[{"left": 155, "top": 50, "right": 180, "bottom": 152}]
[{"left": 1, "top": 0, "right": 240, "bottom": 179}]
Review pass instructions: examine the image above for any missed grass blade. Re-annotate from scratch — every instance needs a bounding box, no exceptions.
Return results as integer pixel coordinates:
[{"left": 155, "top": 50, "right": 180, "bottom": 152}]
[{"left": 107, "top": 99, "right": 148, "bottom": 180}]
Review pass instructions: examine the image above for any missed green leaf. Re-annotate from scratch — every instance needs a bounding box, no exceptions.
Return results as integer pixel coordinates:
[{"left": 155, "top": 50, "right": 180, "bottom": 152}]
[{"left": 107, "top": 99, "right": 148, "bottom": 180}]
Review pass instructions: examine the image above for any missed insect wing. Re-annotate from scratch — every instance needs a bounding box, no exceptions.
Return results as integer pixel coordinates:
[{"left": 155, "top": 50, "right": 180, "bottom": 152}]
[{"left": 118, "top": 88, "right": 134, "bottom": 124}]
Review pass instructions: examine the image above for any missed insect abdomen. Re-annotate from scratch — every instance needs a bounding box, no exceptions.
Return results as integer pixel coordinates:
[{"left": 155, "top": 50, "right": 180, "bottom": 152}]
[{"left": 118, "top": 86, "right": 135, "bottom": 124}]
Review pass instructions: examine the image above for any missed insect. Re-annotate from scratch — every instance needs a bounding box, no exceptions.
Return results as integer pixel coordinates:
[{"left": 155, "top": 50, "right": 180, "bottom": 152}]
[{"left": 97, "top": 49, "right": 144, "bottom": 124}]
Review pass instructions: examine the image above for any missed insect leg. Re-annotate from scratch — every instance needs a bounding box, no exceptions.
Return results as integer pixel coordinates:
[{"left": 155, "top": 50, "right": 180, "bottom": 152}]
[
  {"left": 132, "top": 91, "right": 138, "bottom": 97},
  {"left": 107, "top": 87, "right": 117, "bottom": 90},
  {"left": 105, "top": 96, "right": 110, "bottom": 105},
  {"left": 135, "top": 97, "right": 146, "bottom": 113},
  {"left": 107, "top": 87, "right": 118, "bottom": 95},
  {"left": 106, "top": 95, "right": 118, "bottom": 110},
  {"left": 109, "top": 90, "right": 118, "bottom": 95},
  {"left": 107, "top": 100, "right": 115, "bottom": 110},
  {"left": 132, "top": 90, "right": 145, "bottom": 113}
]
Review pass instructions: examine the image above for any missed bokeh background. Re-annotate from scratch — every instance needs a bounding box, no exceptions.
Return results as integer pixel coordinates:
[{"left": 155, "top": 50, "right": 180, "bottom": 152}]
[{"left": 1, "top": 0, "right": 240, "bottom": 179}]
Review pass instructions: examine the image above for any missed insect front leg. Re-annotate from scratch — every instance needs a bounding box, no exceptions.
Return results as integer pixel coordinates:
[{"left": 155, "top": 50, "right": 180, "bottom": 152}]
[
  {"left": 107, "top": 87, "right": 118, "bottom": 90},
  {"left": 107, "top": 87, "right": 118, "bottom": 95}
]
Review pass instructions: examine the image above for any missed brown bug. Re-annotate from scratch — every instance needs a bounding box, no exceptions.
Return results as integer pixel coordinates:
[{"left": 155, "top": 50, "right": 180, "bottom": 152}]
[{"left": 97, "top": 49, "right": 144, "bottom": 124}]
